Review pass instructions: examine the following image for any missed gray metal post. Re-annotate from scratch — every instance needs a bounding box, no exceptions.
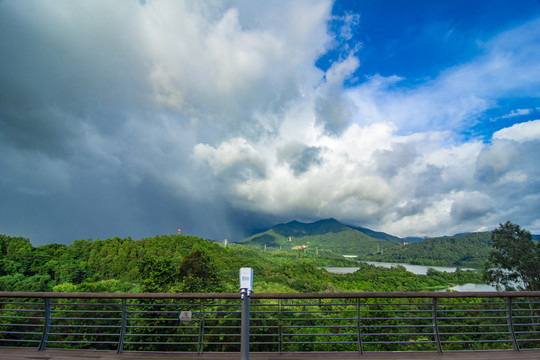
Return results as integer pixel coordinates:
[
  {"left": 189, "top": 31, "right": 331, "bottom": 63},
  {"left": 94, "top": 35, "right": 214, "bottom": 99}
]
[
  {"left": 117, "top": 298, "right": 127, "bottom": 354},
  {"left": 432, "top": 297, "right": 442, "bottom": 353},
  {"left": 239, "top": 268, "right": 253, "bottom": 360},
  {"left": 198, "top": 299, "right": 205, "bottom": 354},
  {"left": 278, "top": 299, "right": 283, "bottom": 353},
  {"left": 241, "top": 291, "right": 250, "bottom": 360},
  {"left": 506, "top": 297, "right": 520, "bottom": 351},
  {"left": 356, "top": 298, "right": 363, "bottom": 354},
  {"left": 39, "top": 298, "right": 51, "bottom": 351}
]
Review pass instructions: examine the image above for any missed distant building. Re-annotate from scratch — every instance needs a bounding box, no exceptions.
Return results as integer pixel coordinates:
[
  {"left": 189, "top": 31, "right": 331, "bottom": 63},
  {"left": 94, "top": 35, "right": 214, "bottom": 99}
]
[{"left": 292, "top": 244, "right": 307, "bottom": 250}]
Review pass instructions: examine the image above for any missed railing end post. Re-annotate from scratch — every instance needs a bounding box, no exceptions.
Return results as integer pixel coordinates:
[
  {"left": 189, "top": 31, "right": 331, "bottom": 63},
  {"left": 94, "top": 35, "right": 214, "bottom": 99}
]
[
  {"left": 506, "top": 296, "right": 520, "bottom": 351},
  {"left": 38, "top": 298, "right": 51, "bottom": 351},
  {"left": 117, "top": 298, "right": 127, "bottom": 354},
  {"left": 432, "top": 297, "right": 442, "bottom": 354}
]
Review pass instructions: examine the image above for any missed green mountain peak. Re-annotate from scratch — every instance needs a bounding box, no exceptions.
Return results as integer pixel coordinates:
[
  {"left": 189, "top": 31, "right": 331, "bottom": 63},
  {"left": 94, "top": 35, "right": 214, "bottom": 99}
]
[{"left": 240, "top": 218, "right": 401, "bottom": 256}]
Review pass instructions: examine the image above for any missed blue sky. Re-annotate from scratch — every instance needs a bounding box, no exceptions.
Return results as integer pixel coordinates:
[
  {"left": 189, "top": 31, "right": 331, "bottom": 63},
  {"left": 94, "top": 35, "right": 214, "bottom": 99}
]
[
  {"left": 326, "top": 0, "right": 540, "bottom": 136},
  {"left": 1, "top": 0, "right": 540, "bottom": 245},
  {"left": 329, "top": 1, "right": 538, "bottom": 77}
]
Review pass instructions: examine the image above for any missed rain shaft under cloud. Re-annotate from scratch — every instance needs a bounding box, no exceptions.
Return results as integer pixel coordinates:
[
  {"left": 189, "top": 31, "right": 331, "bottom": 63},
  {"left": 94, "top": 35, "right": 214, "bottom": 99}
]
[{"left": 1, "top": 0, "right": 540, "bottom": 245}]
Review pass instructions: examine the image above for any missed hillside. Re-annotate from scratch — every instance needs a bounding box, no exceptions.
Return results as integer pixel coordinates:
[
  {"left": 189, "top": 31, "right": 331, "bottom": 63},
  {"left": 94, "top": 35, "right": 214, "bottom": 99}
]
[
  {"left": 349, "top": 225, "right": 403, "bottom": 242},
  {"left": 362, "top": 232, "right": 492, "bottom": 268},
  {"left": 0, "top": 233, "right": 484, "bottom": 294},
  {"left": 239, "top": 219, "right": 498, "bottom": 268},
  {"left": 240, "top": 218, "right": 402, "bottom": 256}
]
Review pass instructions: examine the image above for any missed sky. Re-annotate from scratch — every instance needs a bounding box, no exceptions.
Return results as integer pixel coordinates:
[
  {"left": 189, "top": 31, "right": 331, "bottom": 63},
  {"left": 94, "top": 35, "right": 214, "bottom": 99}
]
[{"left": 1, "top": 0, "right": 540, "bottom": 246}]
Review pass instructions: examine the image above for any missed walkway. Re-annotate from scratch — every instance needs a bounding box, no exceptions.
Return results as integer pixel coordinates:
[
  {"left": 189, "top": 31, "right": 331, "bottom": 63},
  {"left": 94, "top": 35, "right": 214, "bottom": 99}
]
[{"left": 2, "top": 348, "right": 540, "bottom": 360}]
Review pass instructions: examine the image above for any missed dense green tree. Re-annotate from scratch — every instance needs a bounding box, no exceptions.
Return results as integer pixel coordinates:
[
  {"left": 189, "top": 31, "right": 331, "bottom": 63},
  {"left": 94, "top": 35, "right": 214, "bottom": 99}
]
[
  {"left": 0, "top": 235, "right": 34, "bottom": 276},
  {"left": 483, "top": 221, "right": 540, "bottom": 291},
  {"left": 178, "top": 249, "right": 220, "bottom": 292},
  {"left": 138, "top": 256, "right": 179, "bottom": 292}
]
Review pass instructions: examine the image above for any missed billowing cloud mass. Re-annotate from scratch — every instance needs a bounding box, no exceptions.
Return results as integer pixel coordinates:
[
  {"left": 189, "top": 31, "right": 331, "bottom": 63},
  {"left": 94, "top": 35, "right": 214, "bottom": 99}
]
[{"left": 1, "top": 0, "right": 540, "bottom": 245}]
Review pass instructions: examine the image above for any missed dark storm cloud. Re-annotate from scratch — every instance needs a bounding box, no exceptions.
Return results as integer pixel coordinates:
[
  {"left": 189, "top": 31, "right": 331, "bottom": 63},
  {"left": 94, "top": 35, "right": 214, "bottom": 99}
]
[
  {"left": 373, "top": 143, "right": 417, "bottom": 178},
  {"left": 2, "top": 0, "right": 540, "bottom": 244},
  {"left": 474, "top": 141, "right": 519, "bottom": 183},
  {"left": 0, "top": 1, "right": 148, "bottom": 172},
  {"left": 473, "top": 136, "right": 540, "bottom": 225},
  {"left": 277, "top": 142, "right": 323, "bottom": 176},
  {"left": 314, "top": 55, "right": 359, "bottom": 135},
  {"left": 450, "top": 193, "right": 495, "bottom": 222},
  {"left": 413, "top": 165, "right": 444, "bottom": 198},
  {"left": 396, "top": 199, "right": 426, "bottom": 217},
  {"left": 0, "top": 0, "right": 335, "bottom": 244},
  {"left": 315, "top": 93, "right": 353, "bottom": 135}
]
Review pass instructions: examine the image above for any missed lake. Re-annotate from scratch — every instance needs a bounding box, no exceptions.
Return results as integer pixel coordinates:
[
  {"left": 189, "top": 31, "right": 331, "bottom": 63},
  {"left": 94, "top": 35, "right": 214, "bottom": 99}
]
[
  {"left": 437, "top": 283, "right": 497, "bottom": 292},
  {"left": 324, "top": 261, "right": 471, "bottom": 275},
  {"left": 323, "top": 261, "right": 498, "bottom": 292}
]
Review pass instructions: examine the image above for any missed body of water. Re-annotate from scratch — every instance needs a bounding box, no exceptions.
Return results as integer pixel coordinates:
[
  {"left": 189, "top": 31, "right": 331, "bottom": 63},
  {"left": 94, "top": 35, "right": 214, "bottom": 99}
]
[
  {"left": 437, "top": 283, "right": 497, "bottom": 292},
  {"left": 362, "top": 261, "right": 475, "bottom": 274},
  {"left": 323, "top": 261, "right": 498, "bottom": 292},
  {"left": 324, "top": 261, "right": 472, "bottom": 275}
]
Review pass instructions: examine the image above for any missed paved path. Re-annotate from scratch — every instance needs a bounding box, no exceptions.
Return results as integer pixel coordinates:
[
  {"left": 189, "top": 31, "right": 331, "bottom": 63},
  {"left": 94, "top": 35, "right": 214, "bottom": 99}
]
[{"left": 1, "top": 348, "right": 540, "bottom": 360}]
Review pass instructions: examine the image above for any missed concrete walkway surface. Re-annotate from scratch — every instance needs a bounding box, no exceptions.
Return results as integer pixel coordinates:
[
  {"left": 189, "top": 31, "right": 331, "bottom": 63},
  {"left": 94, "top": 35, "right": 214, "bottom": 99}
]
[{"left": 1, "top": 348, "right": 540, "bottom": 360}]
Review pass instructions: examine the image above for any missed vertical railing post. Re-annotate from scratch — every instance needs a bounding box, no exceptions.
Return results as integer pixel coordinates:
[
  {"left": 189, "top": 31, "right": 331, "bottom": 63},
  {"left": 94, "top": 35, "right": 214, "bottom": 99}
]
[
  {"left": 506, "top": 297, "right": 520, "bottom": 351},
  {"left": 38, "top": 297, "right": 51, "bottom": 351},
  {"left": 278, "top": 298, "right": 283, "bottom": 353},
  {"left": 432, "top": 297, "right": 442, "bottom": 353},
  {"left": 117, "top": 298, "right": 127, "bottom": 354},
  {"left": 241, "top": 293, "right": 250, "bottom": 360},
  {"left": 356, "top": 298, "right": 363, "bottom": 354},
  {"left": 240, "top": 268, "right": 253, "bottom": 360},
  {"left": 197, "top": 299, "right": 205, "bottom": 354}
]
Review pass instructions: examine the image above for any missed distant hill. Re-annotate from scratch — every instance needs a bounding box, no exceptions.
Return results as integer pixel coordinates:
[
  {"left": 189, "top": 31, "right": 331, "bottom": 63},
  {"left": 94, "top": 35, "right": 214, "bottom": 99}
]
[
  {"left": 240, "top": 218, "right": 402, "bottom": 256},
  {"left": 363, "top": 232, "right": 492, "bottom": 268},
  {"left": 402, "top": 236, "right": 426, "bottom": 243},
  {"left": 349, "top": 225, "right": 403, "bottom": 242},
  {"left": 239, "top": 218, "right": 536, "bottom": 267}
]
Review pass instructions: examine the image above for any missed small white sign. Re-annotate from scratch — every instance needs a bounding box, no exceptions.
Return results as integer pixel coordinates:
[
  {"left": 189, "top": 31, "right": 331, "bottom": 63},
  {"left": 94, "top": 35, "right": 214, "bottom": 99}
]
[
  {"left": 239, "top": 267, "right": 253, "bottom": 292},
  {"left": 179, "top": 311, "right": 192, "bottom": 321}
]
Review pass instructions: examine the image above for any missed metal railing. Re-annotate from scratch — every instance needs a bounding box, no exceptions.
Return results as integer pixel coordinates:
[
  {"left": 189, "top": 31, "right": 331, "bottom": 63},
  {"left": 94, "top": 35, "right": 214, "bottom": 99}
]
[{"left": 1, "top": 291, "right": 539, "bottom": 353}]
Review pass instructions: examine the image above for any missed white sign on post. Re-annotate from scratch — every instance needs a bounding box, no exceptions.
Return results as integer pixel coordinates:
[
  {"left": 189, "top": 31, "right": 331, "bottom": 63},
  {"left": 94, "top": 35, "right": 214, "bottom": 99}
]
[
  {"left": 239, "top": 267, "right": 253, "bottom": 293},
  {"left": 178, "top": 311, "right": 192, "bottom": 321}
]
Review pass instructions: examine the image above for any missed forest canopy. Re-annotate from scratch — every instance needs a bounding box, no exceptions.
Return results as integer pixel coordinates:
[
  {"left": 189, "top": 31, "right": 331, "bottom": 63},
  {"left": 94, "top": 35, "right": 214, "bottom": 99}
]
[
  {"left": 0, "top": 234, "right": 483, "bottom": 293},
  {"left": 483, "top": 221, "right": 540, "bottom": 291}
]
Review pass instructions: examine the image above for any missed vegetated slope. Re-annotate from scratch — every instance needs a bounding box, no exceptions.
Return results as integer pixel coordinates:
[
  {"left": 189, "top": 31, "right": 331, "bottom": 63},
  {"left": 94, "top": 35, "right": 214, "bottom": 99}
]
[
  {"left": 348, "top": 225, "right": 402, "bottom": 242},
  {"left": 361, "top": 232, "right": 492, "bottom": 268},
  {"left": 240, "top": 218, "right": 402, "bottom": 255},
  {"left": 0, "top": 233, "right": 484, "bottom": 294}
]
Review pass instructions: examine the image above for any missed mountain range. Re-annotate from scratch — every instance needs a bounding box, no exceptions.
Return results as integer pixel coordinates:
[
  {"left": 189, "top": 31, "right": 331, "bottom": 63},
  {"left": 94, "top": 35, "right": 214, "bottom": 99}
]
[
  {"left": 241, "top": 218, "right": 443, "bottom": 245},
  {"left": 240, "top": 218, "right": 404, "bottom": 256},
  {"left": 238, "top": 218, "right": 499, "bottom": 267},
  {"left": 238, "top": 218, "right": 538, "bottom": 267}
]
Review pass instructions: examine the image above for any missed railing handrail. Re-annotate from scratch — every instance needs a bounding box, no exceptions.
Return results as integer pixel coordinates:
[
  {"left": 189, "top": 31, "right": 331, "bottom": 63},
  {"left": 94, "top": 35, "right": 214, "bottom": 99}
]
[
  {"left": 1, "top": 291, "right": 538, "bottom": 354},
  {"left": 1, "top": 291, "right": 540, "bottom": 299}
]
